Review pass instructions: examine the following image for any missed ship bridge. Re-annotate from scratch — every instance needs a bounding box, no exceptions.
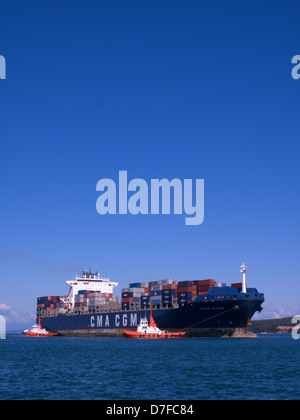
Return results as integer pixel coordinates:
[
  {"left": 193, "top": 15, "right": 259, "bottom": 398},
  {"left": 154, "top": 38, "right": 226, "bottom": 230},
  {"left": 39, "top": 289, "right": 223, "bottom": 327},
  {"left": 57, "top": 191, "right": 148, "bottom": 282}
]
[{"left": 66, "top": 270, "right": 118, "bottom": 307}]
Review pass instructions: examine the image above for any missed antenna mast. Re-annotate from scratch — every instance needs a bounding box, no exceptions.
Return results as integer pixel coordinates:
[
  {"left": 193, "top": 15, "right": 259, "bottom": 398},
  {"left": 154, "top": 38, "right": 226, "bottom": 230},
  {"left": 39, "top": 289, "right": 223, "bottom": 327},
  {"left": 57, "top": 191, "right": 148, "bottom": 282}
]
[{"left": 240, "top": 262, "right": 247, "bottom": 293}]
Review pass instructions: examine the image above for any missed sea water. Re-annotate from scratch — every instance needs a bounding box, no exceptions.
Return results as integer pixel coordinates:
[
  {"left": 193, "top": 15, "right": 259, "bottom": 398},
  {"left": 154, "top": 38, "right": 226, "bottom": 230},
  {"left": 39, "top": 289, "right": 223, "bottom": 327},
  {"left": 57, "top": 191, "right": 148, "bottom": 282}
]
[{"left": 0, "top": 335, "right": 299, "bottom": 400}]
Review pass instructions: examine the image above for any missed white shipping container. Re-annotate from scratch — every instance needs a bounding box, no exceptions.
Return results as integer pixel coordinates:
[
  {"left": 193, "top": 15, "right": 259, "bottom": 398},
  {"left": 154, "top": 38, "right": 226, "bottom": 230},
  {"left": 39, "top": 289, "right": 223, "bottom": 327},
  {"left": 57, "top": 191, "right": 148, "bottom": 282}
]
[
  {"left": 129, "top": 288, "right": 145, "bottom": 293},
  {"left": 150, "top": 295, "right": 162, "bottom": 300},
  {"left": 160, "top": 279, "right": 173, "bottom": 285},
  {"left": 149, "top": 281, "right": 159, "bottom": 287},
  {"left": 151, "top": 285, "right": 162, "bottom": 291}
]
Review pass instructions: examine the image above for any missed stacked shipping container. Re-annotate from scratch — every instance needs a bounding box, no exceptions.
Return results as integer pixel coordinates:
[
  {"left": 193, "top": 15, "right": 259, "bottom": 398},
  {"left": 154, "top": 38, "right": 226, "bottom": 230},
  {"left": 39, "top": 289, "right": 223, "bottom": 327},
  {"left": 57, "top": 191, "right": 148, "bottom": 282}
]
[
  {"left": 38, "top": 279, "right": 220, "bottom": 314},
  {"left": 177, "top": 281, "right": 196, "bottom": 304},
  {"left": 74, "top": 290, "right": 118, "bottom": 311},
  {"left": 120, "top": 278, "right": 217, "bottom": 309},
  {"left": 195, "top": 279, "right": 215, "bottom": 295},
  {"left": 37, "top": 296, "right": 61, "bottom": 314},
  {"left": 162, "top": 283, "right": 177, "bottom": 306},
  {"left": 121, "top": 282, "right": 150, "bottom": 309},
  {"left": 230, "top": 282, "right": 243, "bottom": 288}
]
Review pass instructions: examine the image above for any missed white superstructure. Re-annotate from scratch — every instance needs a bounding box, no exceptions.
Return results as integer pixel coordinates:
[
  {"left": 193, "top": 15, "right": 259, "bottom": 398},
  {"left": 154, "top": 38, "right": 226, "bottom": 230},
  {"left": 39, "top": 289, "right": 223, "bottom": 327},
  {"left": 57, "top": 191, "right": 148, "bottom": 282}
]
[
  {"left": 65, "top": 270, "right": 118, "bottom": 308},
  {"left": 136, "top": 317, "right": 166, "bottom": 335}
]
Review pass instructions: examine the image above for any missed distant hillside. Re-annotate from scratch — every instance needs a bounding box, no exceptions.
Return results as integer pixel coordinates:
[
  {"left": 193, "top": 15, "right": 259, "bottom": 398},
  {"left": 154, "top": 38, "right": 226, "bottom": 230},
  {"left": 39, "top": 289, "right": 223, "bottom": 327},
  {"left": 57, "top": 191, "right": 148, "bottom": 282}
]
[{"left": 249, "top": 317, "right": 294, "bottom": 334}]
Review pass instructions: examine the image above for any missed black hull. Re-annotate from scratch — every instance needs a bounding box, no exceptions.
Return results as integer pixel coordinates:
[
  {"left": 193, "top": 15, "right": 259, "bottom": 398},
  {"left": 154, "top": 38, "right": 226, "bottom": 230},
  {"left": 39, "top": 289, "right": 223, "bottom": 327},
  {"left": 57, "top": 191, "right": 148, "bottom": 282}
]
[{"left": 40, "top": 298, "right": 263, "bottom": 338}]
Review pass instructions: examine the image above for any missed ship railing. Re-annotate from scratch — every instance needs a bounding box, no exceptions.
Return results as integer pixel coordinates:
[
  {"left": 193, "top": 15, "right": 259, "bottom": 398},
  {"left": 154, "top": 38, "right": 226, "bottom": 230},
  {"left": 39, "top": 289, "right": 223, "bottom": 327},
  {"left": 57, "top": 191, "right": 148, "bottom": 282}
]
[{"left": 38, "top": 301, "right": 183, "bottom": 317}]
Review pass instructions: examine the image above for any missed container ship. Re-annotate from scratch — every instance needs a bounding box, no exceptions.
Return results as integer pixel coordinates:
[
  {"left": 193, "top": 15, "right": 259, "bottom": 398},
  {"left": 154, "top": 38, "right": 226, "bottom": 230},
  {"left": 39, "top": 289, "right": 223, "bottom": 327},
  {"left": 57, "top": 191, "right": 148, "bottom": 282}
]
[{"left": 37, "top": 263, "right": 264, "bottom": 337}]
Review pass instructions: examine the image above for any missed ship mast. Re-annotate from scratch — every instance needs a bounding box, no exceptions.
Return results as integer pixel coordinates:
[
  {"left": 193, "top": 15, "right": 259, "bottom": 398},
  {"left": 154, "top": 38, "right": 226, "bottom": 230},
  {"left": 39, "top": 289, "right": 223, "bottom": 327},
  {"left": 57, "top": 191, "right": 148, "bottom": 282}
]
[{"left": 240, "top": 262, "right": 247, "bottom": 293}]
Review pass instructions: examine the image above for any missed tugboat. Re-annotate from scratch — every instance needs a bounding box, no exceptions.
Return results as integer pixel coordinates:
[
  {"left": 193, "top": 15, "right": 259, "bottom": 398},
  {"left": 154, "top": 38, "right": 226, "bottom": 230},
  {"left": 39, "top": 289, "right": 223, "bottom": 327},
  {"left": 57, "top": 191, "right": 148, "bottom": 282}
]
[
  {"left": 25, "top": 316, "right": 57, "bottom": 337},
  {"left": 123, "top": 304, "right": 186, "bottom": 338}
]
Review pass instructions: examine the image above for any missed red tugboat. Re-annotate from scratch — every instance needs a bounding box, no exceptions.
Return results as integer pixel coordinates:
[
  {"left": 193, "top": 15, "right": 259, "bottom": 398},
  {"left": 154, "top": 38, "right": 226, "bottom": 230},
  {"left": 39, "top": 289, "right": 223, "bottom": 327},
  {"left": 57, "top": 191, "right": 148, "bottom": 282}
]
[
  {"left": 25, "top": 316, "right": 58, "bottom": 337},
  {"left": 123, "top": 304, "right": 186, "bottom": 338}
]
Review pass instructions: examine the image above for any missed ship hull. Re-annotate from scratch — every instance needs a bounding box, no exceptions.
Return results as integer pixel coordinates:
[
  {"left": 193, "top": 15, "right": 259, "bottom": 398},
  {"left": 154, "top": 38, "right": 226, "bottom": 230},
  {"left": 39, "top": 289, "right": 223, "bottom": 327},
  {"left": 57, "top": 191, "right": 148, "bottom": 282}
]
[{"left": 40, "top": 298, "right": 263, "bottom": 338}]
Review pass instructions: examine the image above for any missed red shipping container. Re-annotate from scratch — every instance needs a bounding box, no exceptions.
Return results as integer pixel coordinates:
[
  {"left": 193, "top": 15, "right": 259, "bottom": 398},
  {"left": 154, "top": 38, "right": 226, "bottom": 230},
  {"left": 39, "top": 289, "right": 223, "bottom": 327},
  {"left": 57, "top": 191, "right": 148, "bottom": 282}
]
[
  {"left": 122, "top": 297, "right": 134, "bottom": 303},
  {"left": 231, "top": 282, "right": 242, "bottom": 288},
  {"left": 198, "top": 288, "right": 211, "bottom": 294},
  {"left": 162, "top": 284, "right": 177, "bottom": 290},
  {"left": 198, "top": 279, "right": 214, "bottom": 286},
  {"left": 198, "top": 284, "right": 211, "bottom": 290},
  {"left": 177, "top": 286, "right": 197, "bottom": 293}
]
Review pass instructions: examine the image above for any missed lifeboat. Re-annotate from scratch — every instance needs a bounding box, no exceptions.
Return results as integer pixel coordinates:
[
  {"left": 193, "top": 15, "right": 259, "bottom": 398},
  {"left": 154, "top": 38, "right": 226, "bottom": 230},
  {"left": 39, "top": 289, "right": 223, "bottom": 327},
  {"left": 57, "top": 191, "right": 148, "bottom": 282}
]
[
  {"left": 25, "top": 316, "right": 58, "bottom": 337},
  {"left": 123, "top": 304, "right": 186, "bottom": 338}
]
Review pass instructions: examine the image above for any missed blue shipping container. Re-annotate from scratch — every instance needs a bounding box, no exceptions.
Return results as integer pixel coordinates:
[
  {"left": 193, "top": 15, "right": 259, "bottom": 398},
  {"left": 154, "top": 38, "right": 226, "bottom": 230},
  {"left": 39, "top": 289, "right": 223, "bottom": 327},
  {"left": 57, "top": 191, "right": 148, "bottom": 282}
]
[
  {"left": 178, "top": 281, "right": 193, "bottom": 287},
  {"left": 122, "top": 292, "right": 133, "bottom": 297},
  {"left": 151, "top": 300, "right": 161, "bottom": 305},
  {"left": 151, "top": 290, "right": 162, "bottom": 296},
  {"left": 162, "top": 290, "right": 177, "bottom": 296},
  {"left": 162, "top": 299, "right": 174, "bottom": 304},
  {"left": 129, "top": 283, "right": 141, "bottom": 288},
  {"left": 178, "top": 292, "right": 193, "bottom": 298}
]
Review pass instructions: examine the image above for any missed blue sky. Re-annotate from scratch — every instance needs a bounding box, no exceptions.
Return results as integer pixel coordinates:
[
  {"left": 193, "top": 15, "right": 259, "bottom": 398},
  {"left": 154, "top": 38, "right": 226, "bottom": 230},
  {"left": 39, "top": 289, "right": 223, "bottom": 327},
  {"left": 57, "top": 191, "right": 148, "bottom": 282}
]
[{"left": 0, "top": 0, "right": 300, "bottom": 327}]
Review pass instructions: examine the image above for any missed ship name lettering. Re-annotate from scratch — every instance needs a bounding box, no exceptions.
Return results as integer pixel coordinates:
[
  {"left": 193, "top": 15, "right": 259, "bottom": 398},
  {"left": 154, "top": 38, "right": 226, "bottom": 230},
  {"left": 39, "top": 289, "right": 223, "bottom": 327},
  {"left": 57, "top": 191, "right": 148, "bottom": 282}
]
[
  {"left": 123, "top": 314, "right": 128, "bottom": 327},
  {"left": 130, "top": 313, "right": 137, "bottom": 327},
  {"left": 90, "top": 316, "right": 95, "bottom": 328},
  {"left": 97, "top": 315, "right": 103, "bottom": 328},
  {"left": 115, "top": 314, "right": 120, "bottom": 327},
  {"left": 105, "top": 315, "right": 110, "bottom": 327}
]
